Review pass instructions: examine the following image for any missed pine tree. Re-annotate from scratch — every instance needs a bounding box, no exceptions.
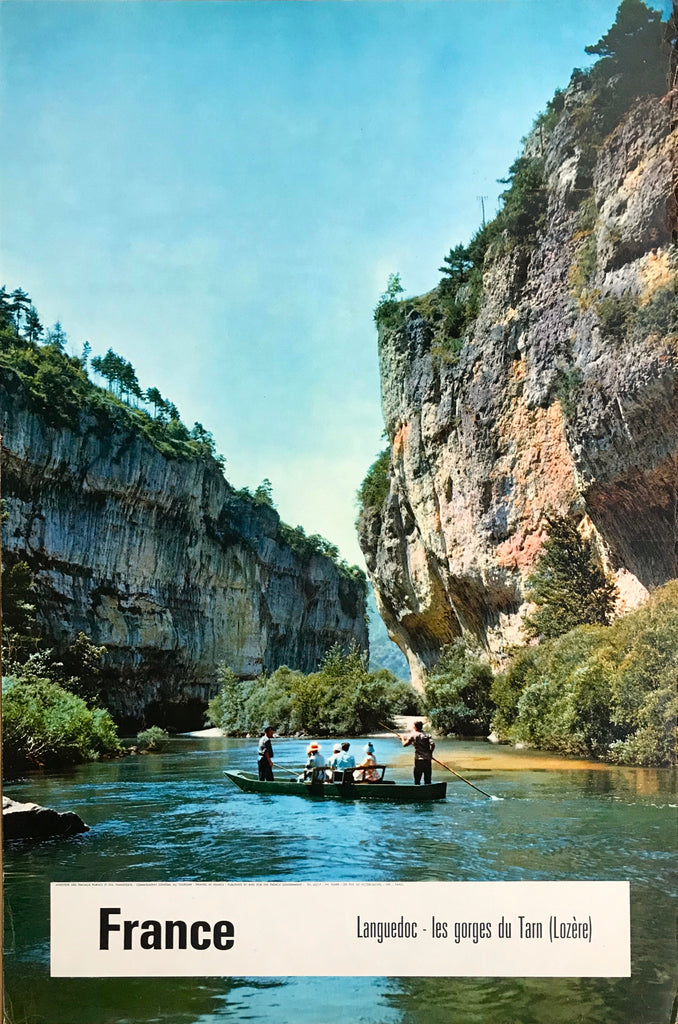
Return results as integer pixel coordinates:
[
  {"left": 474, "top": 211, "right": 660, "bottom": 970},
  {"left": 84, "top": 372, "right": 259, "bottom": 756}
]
[
  {"left": 46, "top": 321, "right": 67, "bottom": 351},
  {"left": 145, "top": 387, "right": 166, "bottom": 419},
  {"left": 439, "top": 244, "right": 472, "bottom": 284},
  {"left": 0, "top": 287, "right": 13, "bottom": 329},
  {"left": 523, "top": 516, "right": 618, "bottom": 640},
  {"left": 10, "top": 288, "right": 31, "bottom": 333},
  {"left": 585, "top": 0, "right": 666, "bottom": 95},
  {"left": 24, "top": 306, "right": 43, "bottom": 344}
]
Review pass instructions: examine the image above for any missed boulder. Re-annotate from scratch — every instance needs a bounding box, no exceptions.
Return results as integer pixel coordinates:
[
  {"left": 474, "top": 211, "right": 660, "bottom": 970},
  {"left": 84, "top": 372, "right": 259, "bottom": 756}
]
[{"left": 3, "top": 796, "right": 90, "bottom": 840}]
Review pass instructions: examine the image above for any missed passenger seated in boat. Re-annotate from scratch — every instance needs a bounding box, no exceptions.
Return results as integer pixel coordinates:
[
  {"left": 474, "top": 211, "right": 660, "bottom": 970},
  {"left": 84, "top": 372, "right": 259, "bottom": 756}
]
[
  {"left": 299, "top": 742, "right": 325, "bottom": 782},
  {"left": 354, "top": 742, "right": 380, "bottom": 782},
  {"left": 330, "top": 741, "right": 356, "bottom": 782},
  {"left": 326, "top": 744, "right": 342, "bottom": 778},
  {"left": 335, "top": 742, "right": 355, "bottom": 770}
]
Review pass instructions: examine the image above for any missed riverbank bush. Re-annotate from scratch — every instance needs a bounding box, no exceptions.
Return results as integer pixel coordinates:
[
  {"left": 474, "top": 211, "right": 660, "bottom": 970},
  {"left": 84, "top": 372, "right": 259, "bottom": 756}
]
[
  {"left": 491, "top": 581, "right": 678, "bottom": 766},
  {"left": 207, "top": 644, "right": 421, "bottom": 737},
  {"left": 137, "top": 726, "right": 170, "bottom": 751},
  {"left": 424, "top": 639, "right": 494, "bottom": 736},
  {"left": 2, "top": 676, "right": 121, "bottom": 772}
]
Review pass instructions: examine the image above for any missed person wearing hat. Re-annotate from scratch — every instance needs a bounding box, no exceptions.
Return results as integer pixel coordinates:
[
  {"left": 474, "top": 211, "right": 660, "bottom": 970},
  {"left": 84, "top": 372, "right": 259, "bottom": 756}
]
[
  {"left": 355, "top": 741, "right": 379, "bottom": 782},
  {"left": 257, "top": 725, "right": 275, "bottom": 782},
  {"left": 301, "top": 742, "right": 325, "bottom": 782},
  {"left": 327, "top": 744, "right": 342, "bottom": 769},
  {"left": 326, "top": 744, "right": 342, "bottom": 780},
  {"left": 400, "top": 720, "right": 435, "bottom": 785}
]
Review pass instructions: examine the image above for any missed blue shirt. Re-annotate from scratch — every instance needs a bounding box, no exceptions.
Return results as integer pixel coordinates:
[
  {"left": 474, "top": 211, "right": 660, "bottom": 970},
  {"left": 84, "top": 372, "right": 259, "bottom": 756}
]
[{"left": 335, "top": 752, "right": 355, "bottom": 769}]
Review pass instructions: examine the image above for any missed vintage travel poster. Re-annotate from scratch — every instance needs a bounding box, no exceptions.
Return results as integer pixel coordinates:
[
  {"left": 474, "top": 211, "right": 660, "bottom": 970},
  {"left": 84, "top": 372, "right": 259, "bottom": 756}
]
[{"left": 1, "top": 1, "right": 676, "bottom": 1022}]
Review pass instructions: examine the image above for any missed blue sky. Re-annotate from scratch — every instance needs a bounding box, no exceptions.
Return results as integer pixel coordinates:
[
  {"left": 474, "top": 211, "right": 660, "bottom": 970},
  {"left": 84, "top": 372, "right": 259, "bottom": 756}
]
[{"left": 0, "top": 0, "right": 654, "bottom": 565}]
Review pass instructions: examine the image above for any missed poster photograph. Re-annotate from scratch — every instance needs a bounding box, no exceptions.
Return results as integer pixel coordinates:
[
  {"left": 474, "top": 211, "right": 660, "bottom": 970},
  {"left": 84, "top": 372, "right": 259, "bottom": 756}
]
[{"left": 1, "top": 1, "right": 676, "bottom": 1022}]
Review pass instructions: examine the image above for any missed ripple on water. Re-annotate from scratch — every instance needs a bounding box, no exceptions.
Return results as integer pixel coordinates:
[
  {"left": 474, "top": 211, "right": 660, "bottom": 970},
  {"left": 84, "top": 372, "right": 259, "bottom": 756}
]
[{"left": 3, "top": 740, "right": 677, "bottom": 1024}]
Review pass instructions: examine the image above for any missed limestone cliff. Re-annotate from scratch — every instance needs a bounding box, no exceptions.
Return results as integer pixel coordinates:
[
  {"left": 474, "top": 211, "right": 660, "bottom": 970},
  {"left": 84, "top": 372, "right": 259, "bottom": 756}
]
[
  {"left": 1, "top": 371, "right": 368, "bottom": 727},
  {"left": 359, "top": 61, "right": 677, "bottom": 685}
]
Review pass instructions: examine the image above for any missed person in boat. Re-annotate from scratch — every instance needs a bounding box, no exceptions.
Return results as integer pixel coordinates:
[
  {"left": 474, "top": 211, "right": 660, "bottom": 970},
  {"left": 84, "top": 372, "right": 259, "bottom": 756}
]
[
  {"left": 355, "top": 741, "right": 380, "bottom": 782},
  {"left": 400, "top": 720, "right": 435, "bottom": 785},
  {"left": 335, "top": 741, "right": 355, "bottom": 770},
  {"left": 257, "top": 725, "right": 275, "bottom": 782},
  {"left": 300, "top": 742, "right": 325, "bottom": 782},
  {"left": 327, "top": 744, "right": 342, "bottom": 771}
]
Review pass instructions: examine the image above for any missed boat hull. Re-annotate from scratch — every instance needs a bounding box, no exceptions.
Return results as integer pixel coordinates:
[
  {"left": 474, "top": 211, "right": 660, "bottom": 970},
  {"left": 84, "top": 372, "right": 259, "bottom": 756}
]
[{"left": 224, "top": 770, "right": 447, "bottom": 802}]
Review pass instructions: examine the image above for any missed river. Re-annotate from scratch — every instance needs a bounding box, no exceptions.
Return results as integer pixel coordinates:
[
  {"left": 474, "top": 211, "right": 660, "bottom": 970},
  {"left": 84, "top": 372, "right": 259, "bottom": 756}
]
[{"left": 4, "top": 735, "right": 677, "bottom": 1024}]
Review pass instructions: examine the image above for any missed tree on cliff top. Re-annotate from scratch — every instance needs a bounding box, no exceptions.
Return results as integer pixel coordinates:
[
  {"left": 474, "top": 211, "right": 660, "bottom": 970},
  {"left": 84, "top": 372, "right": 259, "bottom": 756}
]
[
  {"left": 586, "top": 0, "right": 667, "bottom": 95},
  {"left": 523, "top": 516, "right": 618, "bottom": 641}
]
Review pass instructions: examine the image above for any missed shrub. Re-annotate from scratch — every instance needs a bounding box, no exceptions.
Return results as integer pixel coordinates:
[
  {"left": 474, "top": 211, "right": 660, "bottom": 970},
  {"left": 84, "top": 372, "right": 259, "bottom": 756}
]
[
  {"left": 569, "top": 234, "right": 598, "bottom": 296},
  {"left": 596, "top": 295, "right": 638, "bottom": 343},
  {"left": 555, "top": 366, "right": 583, "bottom": 421},
  {"left": 374, "top": 299, "right": 406, "bottom": 332},
  {"left": 425, "top": 639, "right": 494, "bottom": 736},
  {"left": 136, "top": 726, "right": 170, "bottom": 751},
  {"left": 511, "top": 627, "right": 618, "bottom": 756},
  {"left": 496, "top": 156, "right": 548, "bottom": 243},
  {"left": 2, "top": 676, "right": 121, "bottom": 773},
  {"left": 490, "top": 647, "right": 539, "bottom": 736},
  {"left": 636, "top": 282, "right": 678, "bottom": 339},
  {"left": 499, "top": 581, "right": 678, "bottom": 765},
  {"left": 206, "top": 666, "right": 253, "bottom": 735},
  {"left": 207, "top": 646, "right": 417, "bottom": 737},
  {"left": 357, "top": 449, "right": 390, "bottom": 518},
  {"left": 577, "top": 193, "right": 598, "bottom": 233}
]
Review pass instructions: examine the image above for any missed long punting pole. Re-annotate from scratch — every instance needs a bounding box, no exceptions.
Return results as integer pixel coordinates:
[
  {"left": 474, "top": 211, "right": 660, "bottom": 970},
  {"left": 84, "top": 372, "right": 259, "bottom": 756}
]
[{"left": 377, "top": 722, "right": 501, "bottom": 801}]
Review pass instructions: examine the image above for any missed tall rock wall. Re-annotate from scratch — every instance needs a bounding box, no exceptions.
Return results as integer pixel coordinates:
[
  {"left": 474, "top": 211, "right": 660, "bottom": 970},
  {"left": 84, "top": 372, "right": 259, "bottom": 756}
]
[
  {"left": 359, "top": 80, "right": 677, "bottom": 686},
  {"left": 1, "top": 371, "right": 368, "bottom": 727}
]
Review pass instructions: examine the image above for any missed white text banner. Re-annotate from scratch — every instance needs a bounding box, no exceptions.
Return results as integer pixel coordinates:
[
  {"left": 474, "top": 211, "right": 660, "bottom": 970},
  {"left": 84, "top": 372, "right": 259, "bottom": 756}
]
[{"left": 50, "top": 880, "right": 631, "bottom": 978}]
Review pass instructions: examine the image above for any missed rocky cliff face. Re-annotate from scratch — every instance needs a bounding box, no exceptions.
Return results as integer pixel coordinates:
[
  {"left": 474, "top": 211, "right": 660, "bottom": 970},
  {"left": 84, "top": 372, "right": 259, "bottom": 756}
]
[
  {"left": 1, "top": 372, "right": 368, "bottom": 727},
  {"left": 359, "top": 76, "right": 677, "bottom": 686}
]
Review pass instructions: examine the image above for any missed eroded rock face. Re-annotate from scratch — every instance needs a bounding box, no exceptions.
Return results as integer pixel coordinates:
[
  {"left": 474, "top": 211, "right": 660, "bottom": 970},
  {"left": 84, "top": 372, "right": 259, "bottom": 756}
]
[
  {"left": 0, "top": 374, "right": 368, "bottom": 727},
  {"left": 359, "top": 85, "right": 678, "bottom": 687}
]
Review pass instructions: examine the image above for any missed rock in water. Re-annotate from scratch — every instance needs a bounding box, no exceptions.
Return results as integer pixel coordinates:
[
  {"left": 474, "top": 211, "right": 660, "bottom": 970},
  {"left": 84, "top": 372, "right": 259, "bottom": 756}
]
[{"left": 3, "top": 796, "right": 90, "bottom": 840}]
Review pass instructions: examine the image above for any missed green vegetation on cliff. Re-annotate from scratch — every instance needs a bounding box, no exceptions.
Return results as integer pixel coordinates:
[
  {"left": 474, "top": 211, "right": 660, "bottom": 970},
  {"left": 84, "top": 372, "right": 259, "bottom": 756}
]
[
  {"left": 366, "top": 0, "right": 671, "bottom": 373},
  {"left": 1, "top": 548, "right": 122, "bottom": 774},
  {"left": 207, "top": 643, "right": 420, "bottom": 737},
  {"left": 0, "top": 287, "right": 223, "bottom": 464},
  {"left": 412, "top": 516, "right": 676, "bottom": 766},
  {"left": 356, "top": 448, "right": 390, "bottom": 519},
  {"left": 491, "top": 581, "right": 678, "bottom": 766},
  {"left": 1, "top": 287, "right": 366, "bottom": 592},
  {"left": 523, "top": 516, "right": 618, "bottom": 640}
]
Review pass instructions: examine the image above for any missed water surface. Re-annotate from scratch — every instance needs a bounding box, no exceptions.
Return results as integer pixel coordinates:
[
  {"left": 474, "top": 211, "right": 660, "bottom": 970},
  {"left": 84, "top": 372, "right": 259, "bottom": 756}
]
[{"left": 4, "top": 736, "right": 676, "bottom": 1024}]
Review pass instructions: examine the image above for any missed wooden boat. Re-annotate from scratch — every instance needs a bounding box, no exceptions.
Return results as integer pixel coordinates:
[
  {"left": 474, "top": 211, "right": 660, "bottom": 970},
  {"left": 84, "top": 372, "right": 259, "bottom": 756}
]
[{"left": 224, "top": 766, "right": 447, "bottom": 803}]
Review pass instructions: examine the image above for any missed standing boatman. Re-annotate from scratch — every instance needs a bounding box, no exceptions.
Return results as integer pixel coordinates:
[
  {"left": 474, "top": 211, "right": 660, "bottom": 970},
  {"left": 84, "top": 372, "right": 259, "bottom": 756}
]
[
  {"left": 400, "top": 720, "right": 435, "bottom": 785},
  {"left": 257, "top": 724, "right": 275, "bottom": 781}
]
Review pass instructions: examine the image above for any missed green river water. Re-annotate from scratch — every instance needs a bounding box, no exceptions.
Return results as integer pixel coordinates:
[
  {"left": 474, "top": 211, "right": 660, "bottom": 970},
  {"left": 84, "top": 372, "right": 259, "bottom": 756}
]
[{"left": 3, "top": 735, "right": 677, "bottom": 1024}]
